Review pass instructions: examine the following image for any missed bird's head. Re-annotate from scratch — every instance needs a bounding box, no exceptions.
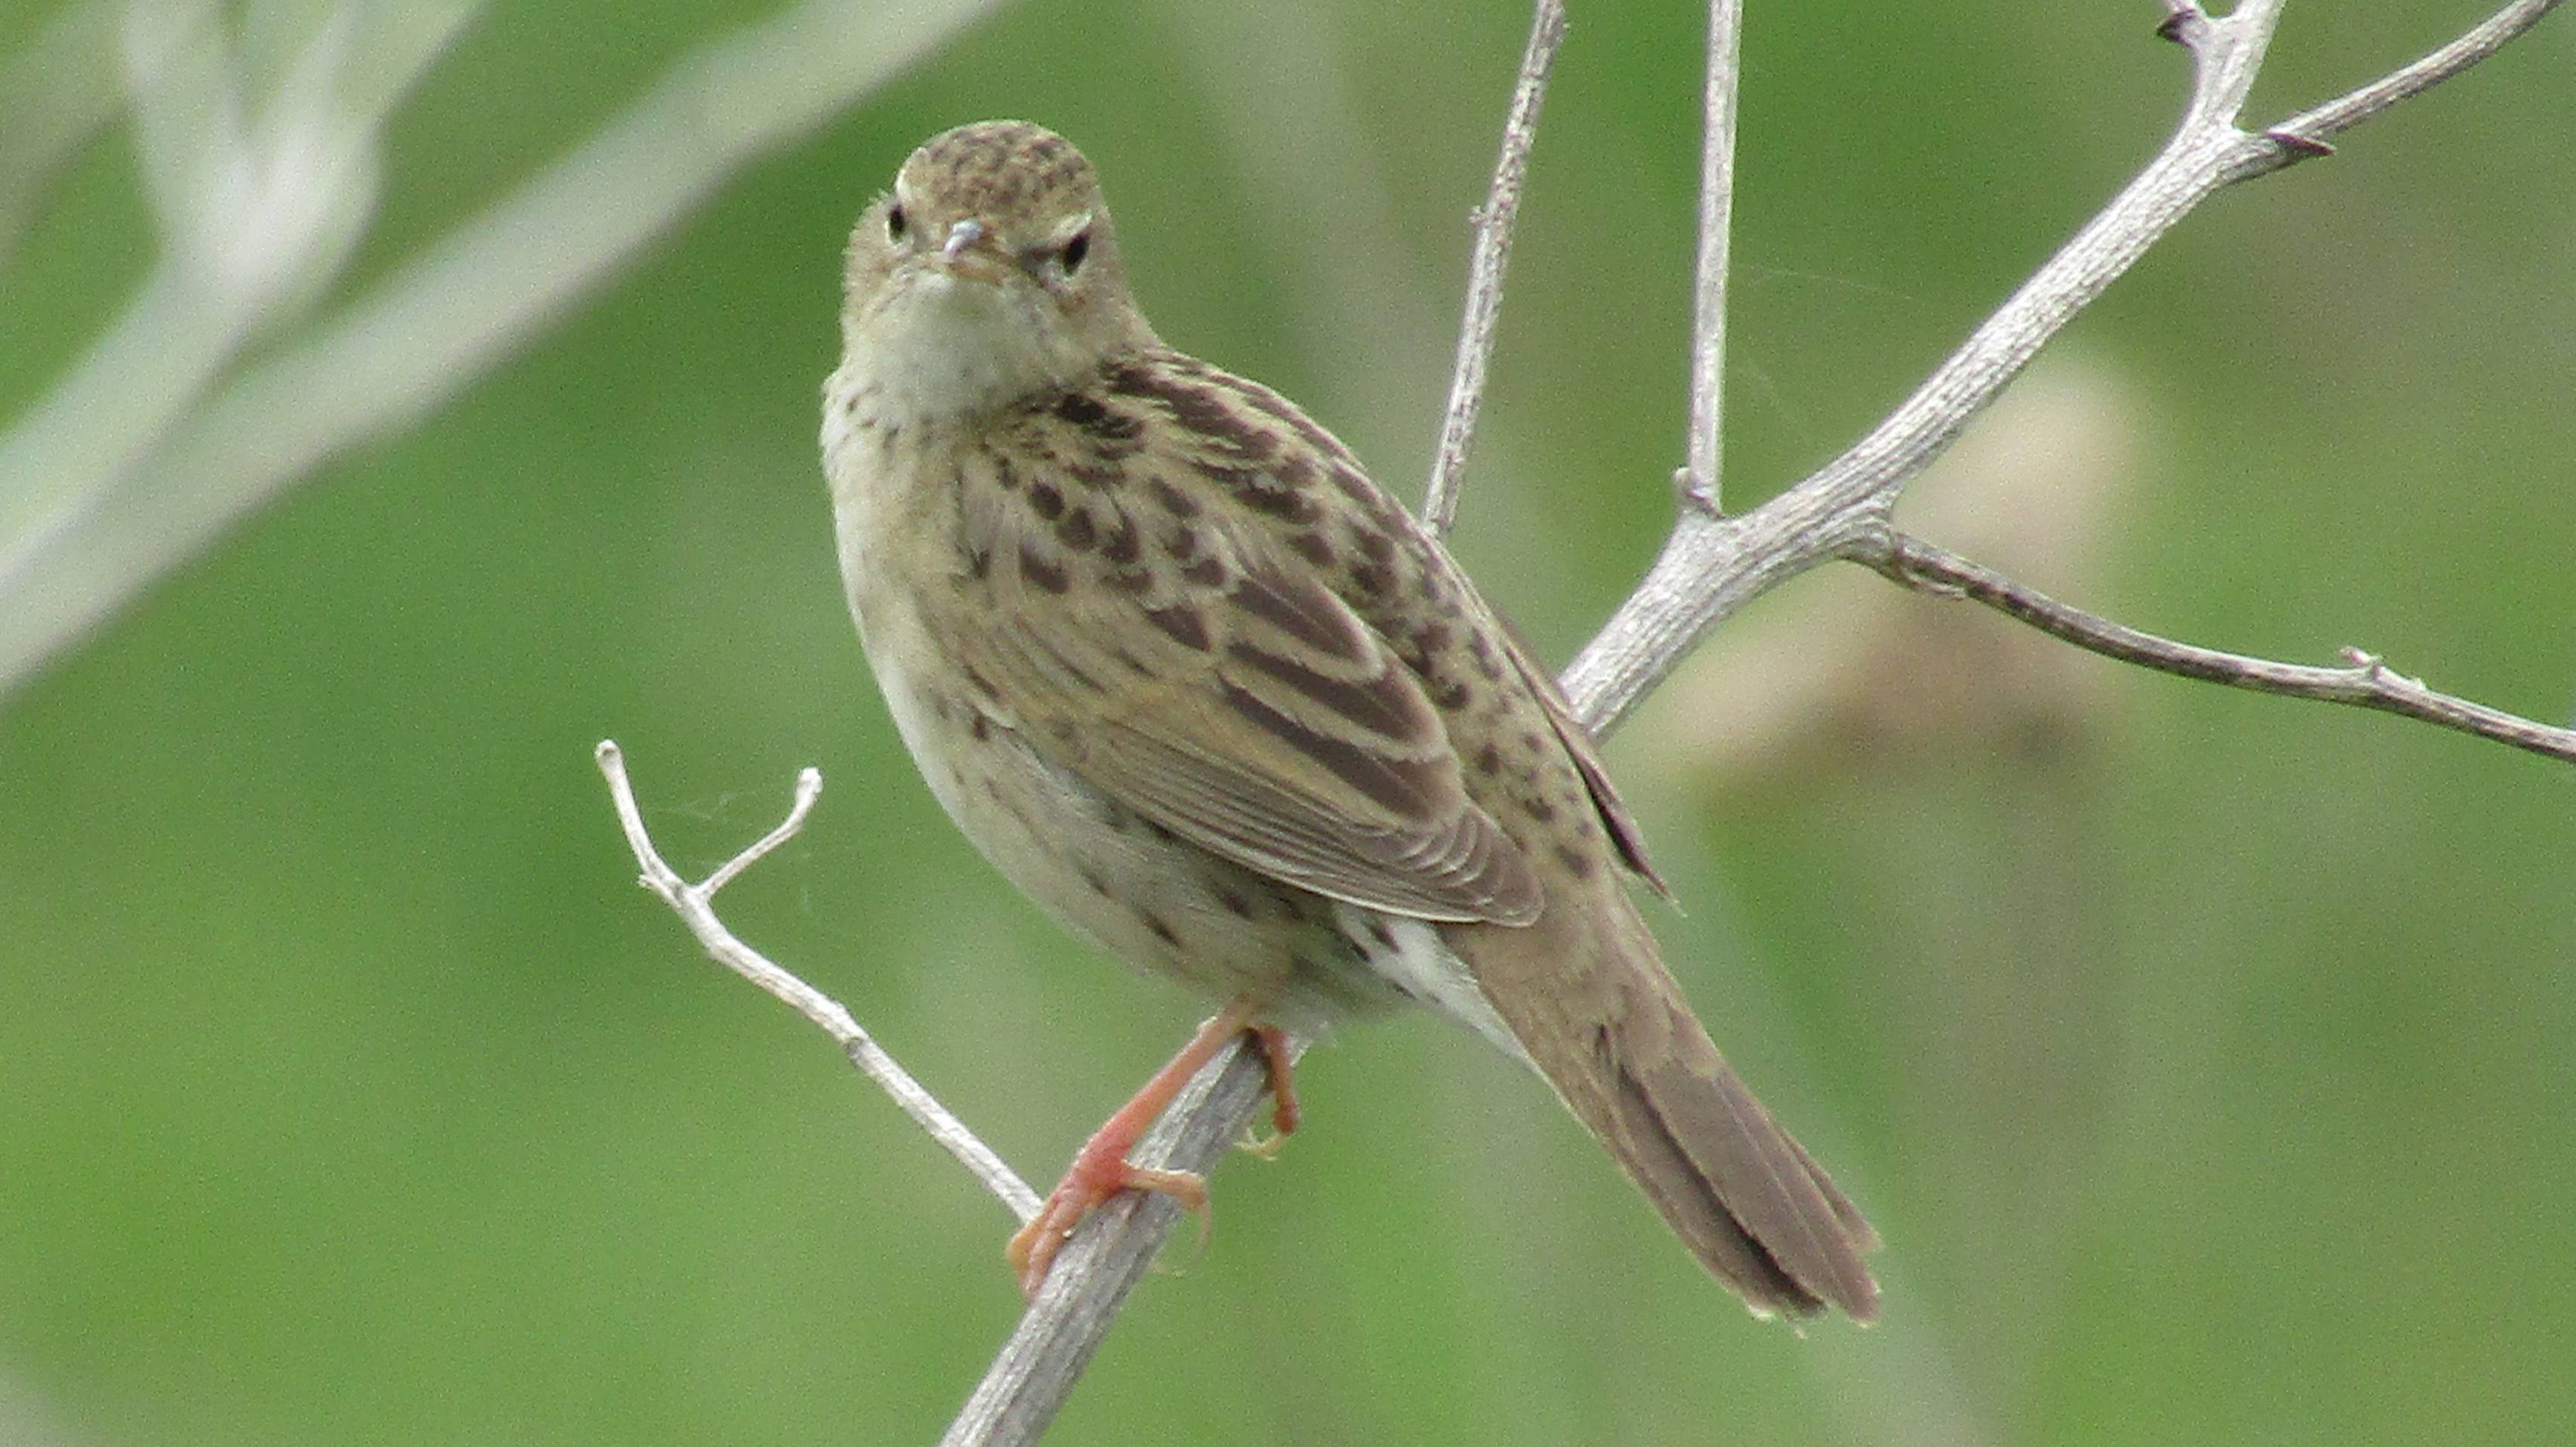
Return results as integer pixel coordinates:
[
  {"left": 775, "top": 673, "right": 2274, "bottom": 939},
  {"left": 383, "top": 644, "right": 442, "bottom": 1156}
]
[{"left": 839, "top": 120, "right": 1152, "bottom": 420}]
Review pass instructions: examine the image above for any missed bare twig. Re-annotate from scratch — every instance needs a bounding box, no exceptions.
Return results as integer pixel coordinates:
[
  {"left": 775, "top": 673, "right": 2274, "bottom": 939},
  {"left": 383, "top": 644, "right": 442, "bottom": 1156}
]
[
  {"left": 1421, "top": 0, "right": 1566, "bottom": 538},
  {"left": 1866, "top": 536, "right": 2576, "bottom": 764},
  {"left": 1560, "top": 0, "right": 2559, "bottom": 738},
  {"left": 1680, "top": 0, "right": 1744, "bottom": 514},
  {"left": 2270, "top": 0, "right": 2562, "bottom": 154},
  {"left": 594, "top": 740, "right": 1040, "bottom": 1221},
  {"left": 941, "top": 1031, "right": 1306, "bottom": 1447}
]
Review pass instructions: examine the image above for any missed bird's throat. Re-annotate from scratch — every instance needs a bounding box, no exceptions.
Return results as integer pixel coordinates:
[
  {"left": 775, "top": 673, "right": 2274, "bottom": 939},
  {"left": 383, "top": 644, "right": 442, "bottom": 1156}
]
[{"left": 835, "top": 270, "right": 1068, "bottom": 427}]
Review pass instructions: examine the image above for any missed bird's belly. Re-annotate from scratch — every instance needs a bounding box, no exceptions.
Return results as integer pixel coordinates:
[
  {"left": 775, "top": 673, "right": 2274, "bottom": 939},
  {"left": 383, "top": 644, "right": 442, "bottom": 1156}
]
[{"left": 860, "top": 625, "right": 1410, "bottom": 1032}]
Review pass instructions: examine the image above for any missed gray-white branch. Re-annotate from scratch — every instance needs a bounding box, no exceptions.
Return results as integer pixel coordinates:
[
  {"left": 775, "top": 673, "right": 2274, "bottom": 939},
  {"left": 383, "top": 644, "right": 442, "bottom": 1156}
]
[
  {"left": 1563, "top": 0, "right": 2561, "bottom": 736},
  {"left": 595, "top": 740, "right": 1039, "bottom": 1221},
  {"left": 1421, "top": 0, "right": 1566, "bottom": 538},
  {"left": 1865, "top": 536, "right": 2576, "bottom": 764}
]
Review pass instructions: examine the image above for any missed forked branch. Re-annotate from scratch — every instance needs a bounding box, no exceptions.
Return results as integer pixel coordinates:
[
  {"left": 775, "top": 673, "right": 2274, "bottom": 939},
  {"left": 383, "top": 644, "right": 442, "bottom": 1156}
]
[
  {"left": 1561, "top": 0, "right": 2562, "bottom": 735},
  {"left": 594, "top": 740, "right": 1039, "bottom": 1220}
]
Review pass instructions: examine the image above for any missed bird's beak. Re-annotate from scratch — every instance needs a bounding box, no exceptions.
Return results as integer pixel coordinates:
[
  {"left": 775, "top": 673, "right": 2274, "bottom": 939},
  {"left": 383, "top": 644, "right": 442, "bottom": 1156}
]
[{"left": 930, "top": 216, "right": 1010, "bottom": 286}]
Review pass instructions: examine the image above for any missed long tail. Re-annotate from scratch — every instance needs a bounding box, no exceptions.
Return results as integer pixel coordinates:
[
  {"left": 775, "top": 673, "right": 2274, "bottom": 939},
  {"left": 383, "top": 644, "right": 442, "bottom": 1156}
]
[{"left": 1449, "top": 891, "right": 1880, "bottom": 1321}]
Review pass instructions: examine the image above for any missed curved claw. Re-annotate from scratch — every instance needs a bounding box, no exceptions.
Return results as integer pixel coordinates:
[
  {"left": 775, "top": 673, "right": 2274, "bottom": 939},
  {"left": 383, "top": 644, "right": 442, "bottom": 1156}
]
[
  {"left": 1007, "top": 1152, "right": 1207, "bottom": 1297},
  {"left": 1004, "top": 1000, "right": 1300, "bottom": 1297}
]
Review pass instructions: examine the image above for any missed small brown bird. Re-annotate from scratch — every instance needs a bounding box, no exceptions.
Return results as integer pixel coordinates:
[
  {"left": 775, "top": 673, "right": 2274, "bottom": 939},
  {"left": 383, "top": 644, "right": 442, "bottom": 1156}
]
[{"left": 822, "top": 120, "right": 1878, "bottom": 1319}]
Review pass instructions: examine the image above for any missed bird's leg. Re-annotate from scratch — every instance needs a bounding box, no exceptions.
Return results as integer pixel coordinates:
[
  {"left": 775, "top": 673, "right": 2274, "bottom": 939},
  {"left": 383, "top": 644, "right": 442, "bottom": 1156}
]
[
  {"left": 1238, "top": 1023, "right": 1300, "bottom": 1156},
  {"left": 1007, "top": 998, "right": 1297, "bottom": 1297}
]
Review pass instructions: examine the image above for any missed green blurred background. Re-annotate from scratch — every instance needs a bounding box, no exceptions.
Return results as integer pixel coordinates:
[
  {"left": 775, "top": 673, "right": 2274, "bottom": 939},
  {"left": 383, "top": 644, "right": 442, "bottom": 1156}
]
[{"left": 4, "top": 2, "right": 2573, "bottom": 1443}]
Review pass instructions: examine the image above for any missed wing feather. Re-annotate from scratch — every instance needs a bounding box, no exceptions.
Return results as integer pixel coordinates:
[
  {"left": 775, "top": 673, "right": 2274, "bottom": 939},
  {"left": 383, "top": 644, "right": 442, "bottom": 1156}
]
[{"left": 936, "top": 370, "right": 1542, "bottom": 926}]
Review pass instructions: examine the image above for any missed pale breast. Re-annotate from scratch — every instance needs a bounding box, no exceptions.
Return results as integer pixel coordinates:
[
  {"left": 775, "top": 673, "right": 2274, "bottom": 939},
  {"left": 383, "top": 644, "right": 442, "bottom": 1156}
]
[{"left": 822, "top": 401, "right": 1411, "bottom": 1032}]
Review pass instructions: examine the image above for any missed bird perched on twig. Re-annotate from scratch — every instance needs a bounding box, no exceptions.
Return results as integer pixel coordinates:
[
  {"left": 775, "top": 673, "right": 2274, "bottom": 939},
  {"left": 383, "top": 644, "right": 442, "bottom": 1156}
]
[{"left": 821, "top": 119, "right": 1878, "bottom": 1321}]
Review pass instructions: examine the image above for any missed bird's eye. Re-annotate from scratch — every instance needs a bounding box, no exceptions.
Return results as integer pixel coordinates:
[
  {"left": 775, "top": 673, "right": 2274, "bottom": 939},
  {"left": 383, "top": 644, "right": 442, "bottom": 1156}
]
[
  {"left": 885, "top": 205, "right": 908, "bottom": 242},
  {"left": 1057, "top": 229, "right": 1091, "bottom": 276}
]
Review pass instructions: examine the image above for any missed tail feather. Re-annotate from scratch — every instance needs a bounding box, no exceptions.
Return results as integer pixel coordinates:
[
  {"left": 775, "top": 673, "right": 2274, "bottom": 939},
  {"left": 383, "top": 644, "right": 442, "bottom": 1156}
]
[
  {"left": 1448, "top": 890, "right": 1880, "bottom": 1322},
  {"left": 1610, "top": 1010, "right": 1880, "bottom": 1320}
]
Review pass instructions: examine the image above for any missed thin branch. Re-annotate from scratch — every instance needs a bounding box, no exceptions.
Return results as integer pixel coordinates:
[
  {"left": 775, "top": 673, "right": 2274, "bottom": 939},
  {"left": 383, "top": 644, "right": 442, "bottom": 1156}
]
[
  {"left": 940, "top": 1032, "right": 1305, "bottom": 1447},
  {"left": 1680, "top": 0, "right": 1744, "bottom": 514},
  {"left": 1560, "top": 0, "right": 2557, "bottom": 739},
  {"left": 594, "top": 740, "right": 1040, "bottom": 1222},
  {"left": 1421, "top": 0, "right": 1566, "bottom": 538},
  {"left": 2271, "top": 0, "right": 2562, "bottom": 153},
  {"left": 1867, "top": 536, "right": 2576, "bottom": 764}
]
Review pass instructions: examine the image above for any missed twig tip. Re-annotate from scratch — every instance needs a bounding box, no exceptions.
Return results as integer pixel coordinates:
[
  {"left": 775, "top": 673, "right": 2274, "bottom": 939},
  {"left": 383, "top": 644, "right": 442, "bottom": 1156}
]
[
  {"left": 2156, "top": 4, "right": 2209, "bottom": 45},
  {"left": 2265, "top": 127, "right": 2337, "bottom": 158}
]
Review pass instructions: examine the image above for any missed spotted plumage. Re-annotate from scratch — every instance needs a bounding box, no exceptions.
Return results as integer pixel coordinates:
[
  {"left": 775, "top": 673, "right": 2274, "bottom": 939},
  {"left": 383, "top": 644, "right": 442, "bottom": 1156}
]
[{"left": 823, "top": 119, "right": 1879, "bottom": 1318}]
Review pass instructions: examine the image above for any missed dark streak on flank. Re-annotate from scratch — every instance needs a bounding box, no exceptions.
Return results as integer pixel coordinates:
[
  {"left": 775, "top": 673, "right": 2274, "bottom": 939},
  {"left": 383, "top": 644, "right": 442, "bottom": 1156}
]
[
  {"left": 1100, "top": 512, "right": 1141, "bottom": 565},
  {"left": 1182, "top": 557, "right": 1227, "bottom": 588},
  {"left": 1211, "top": 465, "right": 1319, "bottom": 523},
  {"left": 1115, "top": 366, "right": 1281, "bottom": 461},
  {"left": 1057, "top": 509, "right": 1096, "bottom": 551},
  {"left": 1055, "top": 392, "right": 1143, "bottom": 447},
  {"left": 1147, "top": 477, "right": 1200, "bottom": 517},
  {"left": 1146, "top": 604, "right": 1211, "bottom": 651},
  {"left": 1233, "top": 571, "right": 1362, "bottom": 659},
  {"left": 1139, "top": 909, "right": 1182, "bottom": 947},
  {"left": 1027, "top": 480, "right": 1065, "bottom": 520},
  {"left": 1018, "top": 542, "right": 1069, "bottom": 594}
]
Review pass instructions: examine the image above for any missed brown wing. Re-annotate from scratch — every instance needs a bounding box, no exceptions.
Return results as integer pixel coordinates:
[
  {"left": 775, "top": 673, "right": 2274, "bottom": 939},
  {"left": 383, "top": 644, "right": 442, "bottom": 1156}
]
[
  {"left": 933, "top": 367, "right": 1541, "bottom": 926},
  {"left": 1487, "top": 620, "right": 1667, "bottom": 896}
]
